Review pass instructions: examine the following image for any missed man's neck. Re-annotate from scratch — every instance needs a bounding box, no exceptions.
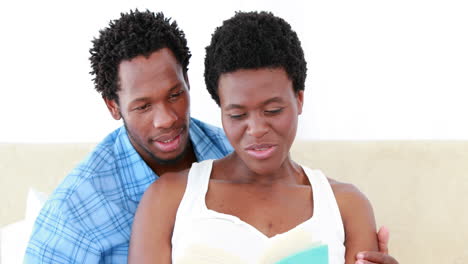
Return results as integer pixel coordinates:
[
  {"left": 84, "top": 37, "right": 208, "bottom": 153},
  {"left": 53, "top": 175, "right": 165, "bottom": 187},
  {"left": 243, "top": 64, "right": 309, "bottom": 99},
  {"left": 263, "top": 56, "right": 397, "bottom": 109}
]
[{"left": 150, "top": 145, "right": 197, "bottom": 177}]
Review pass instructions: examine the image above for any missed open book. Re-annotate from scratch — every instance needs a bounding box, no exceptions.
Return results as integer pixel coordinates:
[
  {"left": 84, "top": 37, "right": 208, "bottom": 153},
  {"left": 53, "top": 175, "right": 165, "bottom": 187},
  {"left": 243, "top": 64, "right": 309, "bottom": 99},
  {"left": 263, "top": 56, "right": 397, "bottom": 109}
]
[
  {"left": 259, "top": 227, "right": 328, "bottom": 264},
  {"left": 272, "top": 244, "right": 328, "bottom": 264},
  {"left": 175, "top": 227, "right": 329, "bottom": 264}
]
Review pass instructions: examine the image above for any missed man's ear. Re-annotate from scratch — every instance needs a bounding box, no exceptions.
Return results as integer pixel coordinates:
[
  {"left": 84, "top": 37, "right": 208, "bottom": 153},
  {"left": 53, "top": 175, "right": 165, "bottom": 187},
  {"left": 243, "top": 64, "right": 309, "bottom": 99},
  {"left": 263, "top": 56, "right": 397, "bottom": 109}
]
[
  {"left": 183, "top": 72, "right": 190, "bottom": 90},
  {"left": 296, "top": 90, "right": 304, "bottom": 115},
  {"left": 103, "top": 97, "right": 122, "bottom": 120}
]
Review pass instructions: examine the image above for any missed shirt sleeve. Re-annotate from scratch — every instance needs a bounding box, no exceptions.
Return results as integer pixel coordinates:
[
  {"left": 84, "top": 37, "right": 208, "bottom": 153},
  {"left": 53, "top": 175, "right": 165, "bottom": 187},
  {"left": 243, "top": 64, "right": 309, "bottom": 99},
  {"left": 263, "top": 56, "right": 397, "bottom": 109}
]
[{"left": 24, "top": 200, "right": 102, "bottom": 264}]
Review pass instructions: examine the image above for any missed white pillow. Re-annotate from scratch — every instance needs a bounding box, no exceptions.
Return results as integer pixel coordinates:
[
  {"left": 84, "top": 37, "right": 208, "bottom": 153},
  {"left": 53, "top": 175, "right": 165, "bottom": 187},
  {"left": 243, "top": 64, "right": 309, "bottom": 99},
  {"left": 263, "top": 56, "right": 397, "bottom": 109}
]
[
  {"left": 24, "top": 188, "right": 48, "bottom": 224},
  {"left": 0, "top": 188, "right": 48, "bottom": 264}
]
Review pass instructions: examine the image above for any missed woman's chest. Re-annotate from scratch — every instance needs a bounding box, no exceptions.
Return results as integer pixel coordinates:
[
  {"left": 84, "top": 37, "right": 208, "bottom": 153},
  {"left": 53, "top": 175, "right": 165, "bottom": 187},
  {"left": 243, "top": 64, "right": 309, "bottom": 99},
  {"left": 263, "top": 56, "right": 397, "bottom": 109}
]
[{"left": 205, "top": 182, "right": 313, "bottom": 238}]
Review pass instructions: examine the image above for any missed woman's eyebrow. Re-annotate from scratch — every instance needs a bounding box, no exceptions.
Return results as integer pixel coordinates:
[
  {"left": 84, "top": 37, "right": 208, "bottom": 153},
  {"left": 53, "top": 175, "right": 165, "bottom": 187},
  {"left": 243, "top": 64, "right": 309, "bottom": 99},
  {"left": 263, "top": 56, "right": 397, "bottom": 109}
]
[
  {"left": 225, "top": 104, "right": 245, "bottom": 111},
  {"left": 262, "top": 97, "right": 284, "bottom": 105}
]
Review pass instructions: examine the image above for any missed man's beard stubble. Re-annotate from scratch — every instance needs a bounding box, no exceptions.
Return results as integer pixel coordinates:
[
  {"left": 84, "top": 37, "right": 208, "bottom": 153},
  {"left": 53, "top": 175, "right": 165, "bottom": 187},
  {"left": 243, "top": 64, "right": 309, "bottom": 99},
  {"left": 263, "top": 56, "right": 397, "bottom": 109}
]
[{"left": 123, "top": 119, "right": 191, "bottom": 166}]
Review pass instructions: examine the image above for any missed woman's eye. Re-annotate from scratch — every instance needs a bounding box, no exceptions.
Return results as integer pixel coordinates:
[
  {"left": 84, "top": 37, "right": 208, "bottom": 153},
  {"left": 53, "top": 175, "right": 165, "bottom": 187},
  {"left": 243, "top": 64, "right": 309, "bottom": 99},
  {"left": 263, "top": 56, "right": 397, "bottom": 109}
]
[
  {"left": 265, "top": 108, "right": 283, "bottom": 114},
  {"left": 229, "top": 113, "right": 246, "bottom": 119}
]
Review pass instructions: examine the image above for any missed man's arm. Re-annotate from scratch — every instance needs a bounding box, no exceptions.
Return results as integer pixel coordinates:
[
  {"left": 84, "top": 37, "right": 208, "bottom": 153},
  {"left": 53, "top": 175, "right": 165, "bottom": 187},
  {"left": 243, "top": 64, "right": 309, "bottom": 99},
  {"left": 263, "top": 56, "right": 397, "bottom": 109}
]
[
  {"left": 355, "top": 226, "right": 399, "bottom": 264},
  {"left": 24, "top": 201, "right": 101, "bottom": 264}
]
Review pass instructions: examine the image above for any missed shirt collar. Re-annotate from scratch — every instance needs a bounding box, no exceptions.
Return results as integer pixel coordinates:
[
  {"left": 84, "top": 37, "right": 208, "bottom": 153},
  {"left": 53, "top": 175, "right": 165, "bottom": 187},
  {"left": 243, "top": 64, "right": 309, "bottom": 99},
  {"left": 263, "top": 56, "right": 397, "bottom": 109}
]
[
  {"left": 114, "top": 127, "right": 157, "bottom": 203},
  {"left": 189, "top": 118, "right": 230, "bottom": 161}
]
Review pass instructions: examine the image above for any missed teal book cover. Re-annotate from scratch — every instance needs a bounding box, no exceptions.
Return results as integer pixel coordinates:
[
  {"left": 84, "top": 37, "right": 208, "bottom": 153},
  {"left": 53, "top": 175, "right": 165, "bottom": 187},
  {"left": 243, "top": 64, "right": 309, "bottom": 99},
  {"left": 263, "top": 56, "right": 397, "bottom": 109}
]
[{"left": 274, "top": 245, "right": 328, "bottom": 264}]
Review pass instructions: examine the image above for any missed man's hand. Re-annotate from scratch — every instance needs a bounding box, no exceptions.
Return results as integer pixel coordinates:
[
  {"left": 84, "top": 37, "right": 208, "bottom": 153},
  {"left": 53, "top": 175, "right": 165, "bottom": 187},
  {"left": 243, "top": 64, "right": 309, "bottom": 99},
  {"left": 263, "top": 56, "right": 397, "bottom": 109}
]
[{"left": 355, "top": 226, "right": 399, "bottom": 264}]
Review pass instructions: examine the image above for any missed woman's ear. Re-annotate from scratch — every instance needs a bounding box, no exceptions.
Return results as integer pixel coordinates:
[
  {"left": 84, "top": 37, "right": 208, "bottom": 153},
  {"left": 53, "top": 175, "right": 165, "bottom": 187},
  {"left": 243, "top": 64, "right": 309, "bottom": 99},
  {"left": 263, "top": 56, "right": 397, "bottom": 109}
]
[
  {"left": 103, "top": 97, "right": 122, "bottom": 120},
  {"left": 296, "top": 90, "right": 304, "bottom": 115}
]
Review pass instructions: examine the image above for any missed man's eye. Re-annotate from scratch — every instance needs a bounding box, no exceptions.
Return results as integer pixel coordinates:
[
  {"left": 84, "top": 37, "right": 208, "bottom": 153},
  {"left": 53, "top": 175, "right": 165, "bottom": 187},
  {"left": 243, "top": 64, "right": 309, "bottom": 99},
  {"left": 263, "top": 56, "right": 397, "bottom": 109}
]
[
  {"left": 169, "top": 90, "right": 184, "bottom": 100},
  {"left": 135, "top": 104, "right": 150, "bottom": 111}
]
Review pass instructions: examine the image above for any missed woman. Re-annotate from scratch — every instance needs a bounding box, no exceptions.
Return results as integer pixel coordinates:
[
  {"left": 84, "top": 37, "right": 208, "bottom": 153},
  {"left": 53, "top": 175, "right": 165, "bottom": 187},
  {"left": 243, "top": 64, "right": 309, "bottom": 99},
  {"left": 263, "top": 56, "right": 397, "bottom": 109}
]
[{"left": 129, "top": 11, "right": 378, "bottom": 264}]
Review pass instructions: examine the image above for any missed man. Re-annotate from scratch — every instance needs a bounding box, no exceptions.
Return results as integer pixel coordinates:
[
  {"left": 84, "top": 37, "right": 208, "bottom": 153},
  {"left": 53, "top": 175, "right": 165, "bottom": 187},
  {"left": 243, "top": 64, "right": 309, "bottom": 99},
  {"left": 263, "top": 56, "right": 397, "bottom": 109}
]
[{"left": 25, "top": 10, "right": 398, "bottom": 264}]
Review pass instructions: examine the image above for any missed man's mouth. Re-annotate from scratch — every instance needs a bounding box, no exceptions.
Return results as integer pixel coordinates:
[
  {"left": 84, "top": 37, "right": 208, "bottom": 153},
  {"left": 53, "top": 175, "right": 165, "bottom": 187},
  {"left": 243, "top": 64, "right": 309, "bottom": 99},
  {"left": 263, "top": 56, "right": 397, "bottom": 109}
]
[
  {"left": 161, "top": 138, "right": 177, "bottom": 143},
  {"left": 152, "top": 128, "right": 185, "bottom": 152}
]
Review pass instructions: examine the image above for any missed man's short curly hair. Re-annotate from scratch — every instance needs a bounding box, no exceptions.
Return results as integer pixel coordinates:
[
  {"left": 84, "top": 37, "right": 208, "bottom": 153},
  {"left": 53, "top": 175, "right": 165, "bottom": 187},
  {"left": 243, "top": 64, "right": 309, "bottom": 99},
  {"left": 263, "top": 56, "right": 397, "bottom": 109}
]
[
  {"left": 89, "top": 9, "right": 191, "bottom": 101},
  {"left": 204, "top": 11, "right": 307, "bottom": 105}
]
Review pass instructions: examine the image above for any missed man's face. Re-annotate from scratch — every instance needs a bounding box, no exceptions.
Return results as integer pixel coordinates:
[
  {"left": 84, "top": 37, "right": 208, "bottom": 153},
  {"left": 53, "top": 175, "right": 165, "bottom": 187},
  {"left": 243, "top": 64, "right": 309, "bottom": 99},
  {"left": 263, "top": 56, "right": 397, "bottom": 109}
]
[{"left": 105, "top": 48, "right": 191, "bottom": 165}]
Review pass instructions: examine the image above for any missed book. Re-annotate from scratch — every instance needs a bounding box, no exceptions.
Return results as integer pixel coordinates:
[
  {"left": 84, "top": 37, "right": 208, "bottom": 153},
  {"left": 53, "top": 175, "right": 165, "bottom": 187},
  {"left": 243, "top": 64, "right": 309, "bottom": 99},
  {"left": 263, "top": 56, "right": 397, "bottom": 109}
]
[
  {"left": 175, "top": 243, "right": 328, "bottom": 264},
  {"left": 274, "top": 245, "right": 328, "bottom": 264},
  {"left": 259, "top": 227, "right": 328, "bottom": 264},
  {"left": 174, "top": 226, "right": 328, "bottom": 263}
]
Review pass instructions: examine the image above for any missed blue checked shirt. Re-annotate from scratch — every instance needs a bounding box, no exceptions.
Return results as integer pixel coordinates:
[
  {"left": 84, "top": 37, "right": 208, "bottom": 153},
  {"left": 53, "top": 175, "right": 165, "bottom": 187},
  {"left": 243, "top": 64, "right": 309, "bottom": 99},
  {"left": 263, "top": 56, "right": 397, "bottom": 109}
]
[{"left": 24, "top": 118, "right": 233, "bottom": 263}]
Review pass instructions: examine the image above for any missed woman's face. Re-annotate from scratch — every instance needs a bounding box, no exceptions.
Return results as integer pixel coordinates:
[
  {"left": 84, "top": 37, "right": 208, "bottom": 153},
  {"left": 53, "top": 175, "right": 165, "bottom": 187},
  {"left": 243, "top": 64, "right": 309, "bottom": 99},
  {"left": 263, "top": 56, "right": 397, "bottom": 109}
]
[{"left": 218, "top": 68, "right": 304, "bottom": 175}]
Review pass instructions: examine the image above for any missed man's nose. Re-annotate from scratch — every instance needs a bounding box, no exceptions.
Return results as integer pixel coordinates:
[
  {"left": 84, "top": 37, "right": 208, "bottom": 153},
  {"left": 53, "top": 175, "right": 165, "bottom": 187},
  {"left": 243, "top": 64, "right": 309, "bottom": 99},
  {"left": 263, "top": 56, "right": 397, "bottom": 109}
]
[{"left": 153, "top": 104, "right": 178, "bottom": 129}]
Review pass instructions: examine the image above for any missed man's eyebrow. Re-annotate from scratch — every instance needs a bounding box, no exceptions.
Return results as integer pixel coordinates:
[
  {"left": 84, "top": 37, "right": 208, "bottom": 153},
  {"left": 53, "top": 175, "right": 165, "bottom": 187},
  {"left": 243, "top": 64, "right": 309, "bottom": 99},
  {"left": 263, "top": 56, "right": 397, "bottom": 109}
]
[
  {"left": 129, "top": 83, "right": 182, "bottom": 104},
  {"left": 168, "top": 82, "right": 182, "bottom": 92},
  {"left": 129, "top": 97, "right": 150, "bottom": 104}
]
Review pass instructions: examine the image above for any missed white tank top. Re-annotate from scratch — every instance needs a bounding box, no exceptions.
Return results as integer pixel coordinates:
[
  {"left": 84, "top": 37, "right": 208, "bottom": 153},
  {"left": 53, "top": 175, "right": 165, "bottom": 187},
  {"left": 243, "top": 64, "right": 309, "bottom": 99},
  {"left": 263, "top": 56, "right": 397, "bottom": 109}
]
[{"left": 172, "top": 160, "right": 345, "bottom": 264}]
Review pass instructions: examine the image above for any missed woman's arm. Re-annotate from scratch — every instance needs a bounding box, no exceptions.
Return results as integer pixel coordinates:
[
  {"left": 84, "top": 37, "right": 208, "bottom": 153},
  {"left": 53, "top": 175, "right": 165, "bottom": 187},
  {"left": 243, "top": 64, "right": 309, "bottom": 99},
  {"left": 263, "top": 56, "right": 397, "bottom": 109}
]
[
  {"left": 331, "top": 180, "right": 379, "bottom": 264},
  {"left": 128, "top": 172, "right": 187, "bottom": 264}
]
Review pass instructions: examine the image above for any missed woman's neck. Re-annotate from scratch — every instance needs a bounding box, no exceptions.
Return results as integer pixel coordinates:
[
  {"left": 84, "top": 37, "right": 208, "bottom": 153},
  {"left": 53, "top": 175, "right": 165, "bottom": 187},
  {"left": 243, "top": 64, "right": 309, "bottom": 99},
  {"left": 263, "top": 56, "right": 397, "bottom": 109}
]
[{"left": 214, "top": 153, "right": 308, "bottom": 186}]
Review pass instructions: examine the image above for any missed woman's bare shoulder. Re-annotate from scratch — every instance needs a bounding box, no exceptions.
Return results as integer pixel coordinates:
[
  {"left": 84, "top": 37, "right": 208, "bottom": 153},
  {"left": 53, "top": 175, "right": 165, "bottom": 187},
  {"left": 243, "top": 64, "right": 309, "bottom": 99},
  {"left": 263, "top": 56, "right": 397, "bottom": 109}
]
[
  {"left": 146, "top": 169, "right": 189, "bottom": 194},
  {"left": 327, "top": 177, "right": 370, "bottom": 205},
  {"left": 138, "top": 169, "right": 190, "bottom": 216},
  {"left": 326, "top": 177, "right": 375, "bottom": 228},
  {"left": 129, "top": 170, "right": 190, "bottom": 263}
]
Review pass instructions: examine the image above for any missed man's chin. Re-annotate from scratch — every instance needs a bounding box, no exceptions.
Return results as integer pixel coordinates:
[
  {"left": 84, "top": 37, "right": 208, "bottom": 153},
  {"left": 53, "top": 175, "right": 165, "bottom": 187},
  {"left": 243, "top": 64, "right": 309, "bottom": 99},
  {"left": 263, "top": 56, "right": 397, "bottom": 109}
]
[
  {"left": 151, "top": 151, "right": 186, "bottom": 165},
  {"left": 148, "top": 139, "right": 192, "bottom": 165}
]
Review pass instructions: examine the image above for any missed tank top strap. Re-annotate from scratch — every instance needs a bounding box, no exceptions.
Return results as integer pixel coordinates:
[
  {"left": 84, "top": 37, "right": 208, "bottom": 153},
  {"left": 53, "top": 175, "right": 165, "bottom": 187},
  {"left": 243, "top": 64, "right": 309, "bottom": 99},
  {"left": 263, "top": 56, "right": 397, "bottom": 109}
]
[
  {"left": 302, "top": 166, "right": 345, "bottom": 241},
  {"left": 175, "top": 159, "right": 214, "bottom": 220},
  {"left": 186, "top": 159, "right": 213, "bottom": 197},
  {"left": 172, "top": 160, "right": 214, "bottom": 247}
]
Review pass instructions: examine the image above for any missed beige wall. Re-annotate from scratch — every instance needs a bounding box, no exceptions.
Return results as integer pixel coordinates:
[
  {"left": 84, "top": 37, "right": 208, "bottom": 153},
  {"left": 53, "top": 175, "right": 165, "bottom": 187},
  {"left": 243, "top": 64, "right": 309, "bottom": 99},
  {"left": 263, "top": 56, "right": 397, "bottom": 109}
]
[
  {"left": 1, "top": 141, "right": 467, "bottom": 263},
  {"left": 291, "top": 141, "right": 468, "bottom": 264},
  {"left": 0, "top": 143, "right": 96, "bottom": 226}
]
